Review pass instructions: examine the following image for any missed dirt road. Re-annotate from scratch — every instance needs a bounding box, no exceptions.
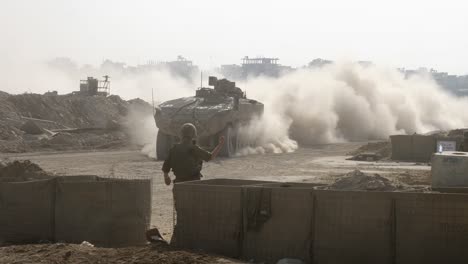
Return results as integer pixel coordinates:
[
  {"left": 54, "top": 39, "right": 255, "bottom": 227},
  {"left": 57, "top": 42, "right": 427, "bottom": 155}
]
[{"left": 1, "top": 142, "right": 430, "bottom": 239}]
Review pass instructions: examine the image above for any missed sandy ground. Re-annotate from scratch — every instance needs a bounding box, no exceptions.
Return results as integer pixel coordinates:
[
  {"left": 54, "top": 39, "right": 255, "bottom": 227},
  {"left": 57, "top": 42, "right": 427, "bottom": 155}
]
[
  {"left": 0, "top": 142, "right": 431, "bottom": 240},
  {"left": 0, "top": 142, "right": 432, "bottom": 263},
  {"left": 0, "top": 243, "right": 246, "bottom": 264}
]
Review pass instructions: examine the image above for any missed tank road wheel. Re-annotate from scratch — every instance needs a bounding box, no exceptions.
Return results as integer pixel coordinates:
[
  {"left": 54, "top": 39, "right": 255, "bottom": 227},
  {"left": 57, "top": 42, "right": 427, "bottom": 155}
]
[
  {"left": 219, "top": 125, "right": 238, "bottom": 157},
  {"left": 156, "top": 131, "right": 172, "bottom": 161}
]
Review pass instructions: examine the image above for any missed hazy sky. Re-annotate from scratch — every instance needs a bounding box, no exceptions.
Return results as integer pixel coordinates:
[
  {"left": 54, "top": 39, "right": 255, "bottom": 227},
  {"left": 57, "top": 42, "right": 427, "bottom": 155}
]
[{"left": 2, "top": 0, "right": 467, "bottom": 73}]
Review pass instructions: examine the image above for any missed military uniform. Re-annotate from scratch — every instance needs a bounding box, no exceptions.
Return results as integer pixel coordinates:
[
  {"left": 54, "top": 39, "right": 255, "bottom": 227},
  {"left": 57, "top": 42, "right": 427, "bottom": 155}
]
[{"left": 162, "top": 140, "right": 212, "bottom": 183}]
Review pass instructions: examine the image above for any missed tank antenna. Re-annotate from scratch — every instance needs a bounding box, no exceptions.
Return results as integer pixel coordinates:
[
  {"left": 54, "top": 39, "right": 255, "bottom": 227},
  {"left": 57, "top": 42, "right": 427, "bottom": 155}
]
[{"left": 200, "top": 71, "right": 203, "bottom": 89}]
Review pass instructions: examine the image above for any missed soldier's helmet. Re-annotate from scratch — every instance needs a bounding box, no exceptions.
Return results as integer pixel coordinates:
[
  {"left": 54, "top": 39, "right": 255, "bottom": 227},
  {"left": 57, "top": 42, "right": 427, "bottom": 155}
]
[{"left": 180, "top": 123, "right": 197, "bottom": 139}]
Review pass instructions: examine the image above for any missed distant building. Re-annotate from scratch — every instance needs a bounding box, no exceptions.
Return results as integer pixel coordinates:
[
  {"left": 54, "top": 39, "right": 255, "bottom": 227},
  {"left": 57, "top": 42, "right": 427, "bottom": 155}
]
[
  {"left": 400, "top": 67, "right": 468, "bottom": 96},
  {"left": 241, "top": 56, "right": 287, "bottom": 79},
  {"left": 307, "top": 58, "right": 333, "bottom": 68},
  {"left": 219, "top": 56, "right": 293, "bottom": 80}
]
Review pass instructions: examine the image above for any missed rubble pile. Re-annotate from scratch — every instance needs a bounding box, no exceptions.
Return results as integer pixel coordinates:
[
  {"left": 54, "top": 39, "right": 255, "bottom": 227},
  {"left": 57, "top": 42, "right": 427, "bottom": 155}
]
[
  {"left": 0, "top": 160, "right": 53, "bottom": 182},
  {"left": 0, "top": 92, "right": 152, "bottom": 153}
]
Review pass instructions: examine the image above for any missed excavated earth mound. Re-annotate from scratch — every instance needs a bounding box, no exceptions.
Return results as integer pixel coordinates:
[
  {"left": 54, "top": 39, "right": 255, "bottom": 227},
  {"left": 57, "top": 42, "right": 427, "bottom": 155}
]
[
  {"left": 324, "top": 169, "right": 431, "bottom": 192},
  {"left": 0, "top": 160, "right": 53, "bottom": 182},
  {"left": 0, "top": 92, "right": 152, "bottom": 153},
  {"left": 328, "top": 169, "right": 397, "bottom": 191}
]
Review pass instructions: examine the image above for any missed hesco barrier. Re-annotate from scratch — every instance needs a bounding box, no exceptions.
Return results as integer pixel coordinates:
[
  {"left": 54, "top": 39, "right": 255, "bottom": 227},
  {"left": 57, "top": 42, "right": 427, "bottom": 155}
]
[
  {"left": 390, "top": 135, "right": 413, "bottom": 161},
  {"left": 391, "top": 135, "right": 436, "bottom": 162},
  {"left": 174, "top": 179, "right": 468, "bottom": 264},
  {"left": 0, "top": 176, "right": 152, "bottom": 247},
  {"left": 242, "top": 183, "right": 316, "bottom": 263},
  {"left": 0, "top": 179, "right": 55, "bottom": 244},
  {"left": 55, "top": 176, "right": 152, "bottom": 247},
  {"left": 313, "top": 190, "right": 394, "bottom": 264},
  {"left": 391, "top": 134, "right": 461, "bottom": 162},
  {"left": 172, "top": 179, "right": 272, "bottom": 257},
  {"left": 395, "top": 192, "right": 468, "bottom": 264}
]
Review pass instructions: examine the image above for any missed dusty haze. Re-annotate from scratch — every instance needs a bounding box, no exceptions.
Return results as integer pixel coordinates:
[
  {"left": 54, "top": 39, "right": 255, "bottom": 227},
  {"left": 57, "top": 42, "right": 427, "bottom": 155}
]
[
  {"left": 238, "top": 63, "right": 468, "bottom": 154},
  {"left": 1, "top": 60, "right": 467, "bottom": 157}
]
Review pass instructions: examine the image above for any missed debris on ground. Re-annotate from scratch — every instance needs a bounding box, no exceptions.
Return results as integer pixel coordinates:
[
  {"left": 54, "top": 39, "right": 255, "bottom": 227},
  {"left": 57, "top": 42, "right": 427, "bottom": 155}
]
[
  {"left": 146, "top": 228, "right": 168, "bottom": 244},
  {"left": 0, "top": 243, "right": 244, "bottom": 264},
  {"left": 0, "top": 160, "right": 53, "bottom": 182},
  {"left": 347, "top": 141, "right": 391, "bottom": 161},
  {"left": 79, "top": 241, "right": 94, "bottom": 248}
]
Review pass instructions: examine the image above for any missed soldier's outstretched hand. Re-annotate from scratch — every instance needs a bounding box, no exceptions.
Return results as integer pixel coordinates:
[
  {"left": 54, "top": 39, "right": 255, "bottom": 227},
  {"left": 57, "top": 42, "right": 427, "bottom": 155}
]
[
  {"left": 218, "top": 136, "right": 225, "bottom": 145},
  {"left": 164, "top": 173, "right": 171, "bottom": 186}
]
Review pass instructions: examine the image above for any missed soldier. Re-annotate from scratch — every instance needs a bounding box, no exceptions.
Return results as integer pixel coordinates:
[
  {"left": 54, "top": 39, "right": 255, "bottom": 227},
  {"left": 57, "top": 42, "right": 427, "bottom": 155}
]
[{"left": 162, "top": 123, "right": 225, "bottom": 185}]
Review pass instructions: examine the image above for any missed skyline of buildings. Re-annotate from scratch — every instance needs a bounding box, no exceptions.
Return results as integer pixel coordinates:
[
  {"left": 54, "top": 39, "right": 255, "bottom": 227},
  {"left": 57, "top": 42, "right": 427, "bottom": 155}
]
[{"left": 47, "top": 56, "right": 468, "bottom": 97}]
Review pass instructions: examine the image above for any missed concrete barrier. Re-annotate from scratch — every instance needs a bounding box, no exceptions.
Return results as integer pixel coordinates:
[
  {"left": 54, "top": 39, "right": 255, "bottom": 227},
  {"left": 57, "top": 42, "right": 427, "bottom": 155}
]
[
  {"left": 55, "top": 176, "right": 152, "bottom": 247},
  {"left": 432, "top": 152, "right": 468, "bottom": 188},
  {"left": 242, "top": 183, "right": 317, "bottom": 264},
  {"left": 395, "top": 192, "right": 468, "bottom": 264},
  {"left": 0, "top": 179, "right": 55, "bottom": 244},
  {"left": 313, "top": 190, "right": 394, "bottom": 264}
]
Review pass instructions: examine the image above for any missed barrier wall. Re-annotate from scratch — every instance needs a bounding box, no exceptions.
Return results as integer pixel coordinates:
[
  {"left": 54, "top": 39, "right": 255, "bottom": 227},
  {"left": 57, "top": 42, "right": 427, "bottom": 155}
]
[
  {"left": 313, "top": 191, "right": 394, "bottom": 264},
  {"left": 0, "top": 176, "right": 152, "bottom": 247},
  {"left": 391, "top": 135, "right": 436, "bottom": 161},
  {"left": 395, "top": 192, "right": 468, "bottom": 264},
  {"left": 413, "top": 135, "right": 436, "bottom": 161},
  {"left": 390, "top": 135, "right": 413, "bottom": 161},
  {"left": 173, "top": 179, "right": 272, "bottom": 257},
  {"left": 242, "top": 183, "right": 317, "bottom": 263},
  {"left": 174, "top": 179, "right": 468, "bottom": 264},
  {"left": 0, "top": 179, "right": 55, "bottom": 244},
  {"left": 55, "top": 176, "right": 152, "bottom": 247},
  {"left": 391, "top": 134, "right": 461, "bottom": 162}
]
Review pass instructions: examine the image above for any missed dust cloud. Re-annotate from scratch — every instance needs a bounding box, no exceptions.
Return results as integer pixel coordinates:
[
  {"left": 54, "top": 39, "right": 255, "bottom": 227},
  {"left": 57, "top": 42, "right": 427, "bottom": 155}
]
[
  {"left": 108, "top": 69, "right": 194, "bottom": 159},
  {"left": 2, "top": 59, "right": 467, "bottom": 158},
  {"left": 235, "top": 62, "right": 468, "bottom": 154}
]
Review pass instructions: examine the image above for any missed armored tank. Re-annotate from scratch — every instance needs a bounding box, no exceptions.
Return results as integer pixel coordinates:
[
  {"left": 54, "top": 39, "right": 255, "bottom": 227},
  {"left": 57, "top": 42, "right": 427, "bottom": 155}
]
[{"left": 154, "top": 76, "right": 264, "bottom": 160}]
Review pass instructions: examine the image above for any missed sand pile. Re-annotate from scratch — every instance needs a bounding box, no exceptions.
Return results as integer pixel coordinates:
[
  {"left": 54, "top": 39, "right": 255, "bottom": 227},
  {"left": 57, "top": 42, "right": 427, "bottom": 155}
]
[
  {"left": 325, "top": 169, "right": 432, "bottom": 192},
  {"left": 328, "top": 169, "right": 397, "bottom": 191},
  {"left": 0, "top": 160, "right": 52, "bottom": 182}
]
